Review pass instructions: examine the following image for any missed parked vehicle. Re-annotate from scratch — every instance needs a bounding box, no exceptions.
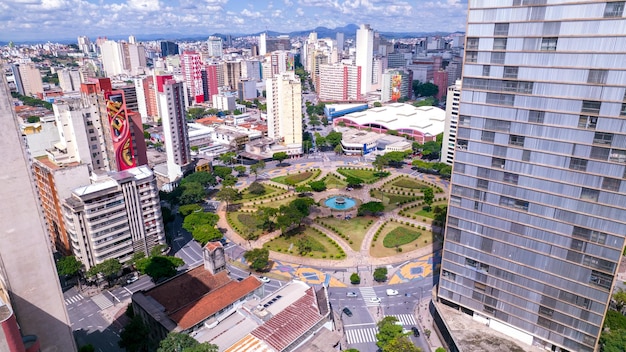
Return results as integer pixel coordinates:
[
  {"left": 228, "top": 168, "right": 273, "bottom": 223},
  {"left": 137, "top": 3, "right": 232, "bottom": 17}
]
[
  {"left": 411, "top": 326, "right": 420, "bottom": 337},
  {"left": 342, "top": 307, "right": 353, "bottom": 317}
]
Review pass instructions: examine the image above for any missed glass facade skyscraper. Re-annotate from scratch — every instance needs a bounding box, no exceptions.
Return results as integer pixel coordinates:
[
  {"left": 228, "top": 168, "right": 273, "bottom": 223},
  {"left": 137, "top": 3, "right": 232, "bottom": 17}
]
[{"left": 438, "top": 1, "right": 626, "bottom": 351}]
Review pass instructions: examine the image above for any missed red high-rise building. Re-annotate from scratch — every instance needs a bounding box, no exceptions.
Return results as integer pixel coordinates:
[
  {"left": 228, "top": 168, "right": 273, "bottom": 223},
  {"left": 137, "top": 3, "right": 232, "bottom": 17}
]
[
  {"left": 433, "top": 70, "right": 449, "bottom": 101},
  {"left": 202, "top": 63, "right": 219, "bottom": 102},
  {"left": 181, "top": 51, "right": 204, "bottom": 104}
]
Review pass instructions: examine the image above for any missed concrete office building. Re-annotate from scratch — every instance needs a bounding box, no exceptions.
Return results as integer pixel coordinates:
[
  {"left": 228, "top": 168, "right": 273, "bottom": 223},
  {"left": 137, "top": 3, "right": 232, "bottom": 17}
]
[
  {"left": 0, "top": 67, "right": 76, "bottom": 352},
  {"left": 207, "top": 36, "right": 223, "bottom": 58},
  {"left": 57, "top": 68, "right": 82, "bottom": 92},
  {"left": 223, "top": 60, "right": 242, "bottom": 91},
  {"left": 267, "top": 72, "right": 302, "bottom": 152},
  {"left": 318, "top": 64, "right": 362, "bottom": 102},
  {"left": 77, "top": 35, "right": 91, "bottom": 54},
  {"left": 160, "top": 41, "right": 179, "bottom": 57},
  {"left": 336, "top": 32, "right": 344, "bottom": 55},
  {"left": 438, "top": 2, "right": 626, "bottom": 352},
  {"left": 381, "top": 69, "right": 411, "bottom": 103},
  {"left": 63, "top": 166, "right": 165, "bottom": 270},
  {"left": 355, "top": 24, "right": 374, "bottom": 94},
  {"left": 441, "top": 80, "right": 461, "bottom": 165},
  {"left": 11, "top": 63, "right": 43, "bottom": 97}
]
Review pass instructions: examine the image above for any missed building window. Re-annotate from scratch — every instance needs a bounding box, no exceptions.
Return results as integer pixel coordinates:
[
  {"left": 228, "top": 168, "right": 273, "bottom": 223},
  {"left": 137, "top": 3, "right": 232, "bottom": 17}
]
[
  {"left": 620, "top": 103, "right": 626, "bottom": 116},
  {"left": 493, "top": 38, "right": 507, "bottom": 50},
  {"left": 522, "top": 150, "right": 531, "bottom": 161},
  {"left": 593, "top": 132, "right": 613, "bottom": 145},
  {"left": 486, "top": 93, "right": 515, "bottom": 106},
  {"left": 509, "top": 135, "right": 525, "bottom": 146},
  {"left": 587, "top": 69, "right": 608, "bottom": 84},
  {"left": 483, "top": 65, "right": 491, "bottom": 77},
  {"left": 477, "top": 179, "right": 489, "bottom": 189},
  {"left": 580, "top": 187, "right": 600, "bottom": 201},
  {"left": 467, "top": 37, "right": 479, "bottom": 50},
  {"left": 582, "top": 100, "right": 601, "bottom": 114},
  {"left": 492, "top": 157, "right": 506, "bottom": 168},
  {"left": 602, "top": 177, "right": 621, "bottom": 191},
  {"left": 609, "top": 149, "right": 626, "bottom": 162},
  {"left": 499, "top": 196, "right": 529, "bottom": 211},
  {"left": 503, "top": 66, "right": 518, "bottom": 79},
  {"left": 466, "top": 51, "right": 478, "bottom": 63},
  {"left": 503, "top": 172, "right": 519, "bottom": 185},
  {"left": 590, "top": 270, "right": 613, "bottom": 290},
  {"left": 604, "top": 1, "right": 625, "bottom": 17},
  {"left": 590, "top": 146, "right": 610, "bottom": 160},
  {"left": 491, "top": 52, "right": 506, "bottom": 64},
  {"left": 569, "top": 158, "right": 588, "bottom": 171},
  {"left": 482, "top": 131, "right": 495, "bottom": 142},
  {"left": 540, "top": 37, "right": 558, "bottom": 51},
  {"left": 494, "top": 23, "right": 509, "bottom": 36},
  {"left": 459, "top": 115, "right": 471, "bottom": 127},
  {"left": 485, "top": 119, "right": 511, "bottom": 131},
  {"left": 578, "top": 115, "right": 598, "bottom": 129}
]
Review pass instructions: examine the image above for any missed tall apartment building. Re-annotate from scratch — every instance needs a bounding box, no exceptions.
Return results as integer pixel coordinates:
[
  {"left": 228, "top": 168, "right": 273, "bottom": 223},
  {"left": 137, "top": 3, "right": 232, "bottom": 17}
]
[
  {"left": 440, "top": 80, "right": 461, "bottom": 165},
  {"left": 318, "top": 64, "right": 362, "bottom": 102},
  {"left": 223, "top": 60, "right": 242, "bottom": 91},
  {"left": 181, "top": 51, "right": 204, "bottom": 104},
  {"left": 201, "top": 63, "right": 220, "bottom": 102},
  {"left": 77, "top": 35, "right": 91, "bottom": 54},
  {"left": 433, "top": 70, "right": 449, "bottom": 100},
  {"left": 0, "top": 67, "right": 76, "bottom": 352},
  {"left": 381, "top": 69, "right": 412, "bottom": 103},
  {"left": 355, "top": 24, "right": 374, "bottom": 94},
  {"left": 241, "top": 59, "right": 261, "bottom": 82},
  {"left": 207, "top": 36, "right": 223, "bottom": 58},
  {"left": 11, "top": 63, "right": 43, "bottom": 96},
  {"left": 336, "top": 32, "right": 344, "bottom": 55},
  {"left": 100, "top": 40, "right": 147, "bottom": 76},
  {"left": 63, "top": 166, "right": 165, "bottom": 270},
  {"left": 156, "top": 75, "right": 191, "bottom": 182},
  {"left": 267, "top": 72, "right": 302, "bottom": 150},
  {"left": 57, "top": 68, "right": 82, "bottom": 92},
  {"left": 439, "top": 2, "right": 626, "bottom": 352}
]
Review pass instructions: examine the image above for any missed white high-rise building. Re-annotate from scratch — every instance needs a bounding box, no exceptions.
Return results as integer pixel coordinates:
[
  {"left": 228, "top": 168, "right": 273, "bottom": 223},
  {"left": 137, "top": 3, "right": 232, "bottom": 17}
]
[
  {"left": 77, "top": 35, "right": 91, "bottom": 54},
  {"left": 155, "top": 75, "right": 191, "bottom": 182},
  {"left": 356, "top": 24, "right": 374, "bottom": 94},
  {"left": 440, "top": 79, "right": 461, "bottom": 165},
  {"left": 63, "top": 165, "right": 165, "bottom": 270},
  {"left": 259, "top": 33, "right": 267, "bottom": 56},
  {"left": 100, "top": 40, "right": 126, "bottom": 76},
  {"left": 207, "top": 36, "right": 223, "bottom": 58},
  {"left": 336, "top": 32, "right": 344, "bottom": 55},
  {"left": 57, "top": 68, "right": 82, "bottom": 92},
  {"left": 267, "top": 72, "right": 302, "bottom": 150},
  {"left": 439, "top": 2, "right": 626, "bottom": 352},
  {"left": 241, "top": 59, "right": 261, "bottom": 81}
]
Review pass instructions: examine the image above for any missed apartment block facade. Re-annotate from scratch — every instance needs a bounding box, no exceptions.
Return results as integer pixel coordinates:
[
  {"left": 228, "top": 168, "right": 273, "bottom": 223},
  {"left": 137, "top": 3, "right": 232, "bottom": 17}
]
[
  {"left": 267, "top": 72, "right": 302, "bottom": 150},
  {"left": 441, "top": 80, "right": 461, "bottom": 165},
  {"left": 439, "top": 2, "right": 626, "bottom": 351},
  {"left": 318, "top": 64, "right": 362, "bottom": 102}
]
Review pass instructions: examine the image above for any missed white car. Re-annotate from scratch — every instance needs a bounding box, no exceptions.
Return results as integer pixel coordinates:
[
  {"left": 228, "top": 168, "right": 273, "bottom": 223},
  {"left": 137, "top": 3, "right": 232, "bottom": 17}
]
[
  {"left": 126, "top": 276, "right": 138, "bottom": 284},
  {"left": 259, "top": 276, "right": 271, "bottom": 283},
  {"left": 370, "top": 297, "right": 381, "bottom": 303},
  {"left": 386, "top": 289, "right": 399, "bottom": 296}
]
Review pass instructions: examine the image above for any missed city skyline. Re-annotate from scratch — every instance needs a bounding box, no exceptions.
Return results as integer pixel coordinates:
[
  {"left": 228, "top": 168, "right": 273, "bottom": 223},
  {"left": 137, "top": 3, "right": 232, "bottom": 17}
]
[{"left": 0, "top": 0, "right": 468, "bottom": 42}]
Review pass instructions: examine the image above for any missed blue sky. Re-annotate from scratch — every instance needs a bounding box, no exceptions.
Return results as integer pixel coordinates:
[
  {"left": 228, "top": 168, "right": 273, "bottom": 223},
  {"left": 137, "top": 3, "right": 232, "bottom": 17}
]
[{"left": 0, "top": 0, "right": 468, "bottom": 42}]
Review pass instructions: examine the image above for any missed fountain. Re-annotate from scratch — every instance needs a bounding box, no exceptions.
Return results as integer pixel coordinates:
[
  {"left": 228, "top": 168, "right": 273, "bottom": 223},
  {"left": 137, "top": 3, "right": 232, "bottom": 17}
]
[{"left": 325, "top": 196, "right": 356, "bottom": 210}]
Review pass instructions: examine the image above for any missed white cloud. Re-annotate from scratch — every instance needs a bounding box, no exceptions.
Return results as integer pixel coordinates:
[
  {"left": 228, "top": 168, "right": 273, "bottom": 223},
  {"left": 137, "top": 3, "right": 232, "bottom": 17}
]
[
  {"left": 241, "top": 8, "right": 262, "bottom": 18},
  {"left": 284, "top": 0, "right": 293, "bottom": 5},
  {"left": 296, "top": 7, "right": 304, "bottom": 15},
  {"left": 127, "top": 0, "right": 161, "bottom": 11}
]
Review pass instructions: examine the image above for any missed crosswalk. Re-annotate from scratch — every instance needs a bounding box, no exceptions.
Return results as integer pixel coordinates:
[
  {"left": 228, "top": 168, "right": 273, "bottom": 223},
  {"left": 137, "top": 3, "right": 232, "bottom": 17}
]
[
  {"left": 91, "top": 293, "right": 113, "bottom": 310},
  {"left": 391, "top": 314, "right": 417, "bottom": 326},
  {"left": 346, "top": 327, "right": 378, "bottom": 344},
  {"left": 65, "top": 294, "right": 84, "bottom": 306},
  {"left": 359, "top": 287, "right": 380, "bottom": 306}
]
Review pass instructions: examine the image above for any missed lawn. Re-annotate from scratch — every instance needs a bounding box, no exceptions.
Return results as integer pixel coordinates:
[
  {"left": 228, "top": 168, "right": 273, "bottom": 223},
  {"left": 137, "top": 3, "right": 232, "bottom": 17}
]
[
  {"left": 370, "top": 189, "right": 417, "bottom": 211},
  {"left": 242, "top": 195, "right": 300, "bottom": 210},
  {"left": 323, "top": 173, "right": 348, "bottom": 189},
  {"left": 227, "top": 211, "right": 263, "bottom": 238},
  {"left": 390, "top": 177, "right": 432, "bottom": 190},
  {"left": 370, "top": 222, "right": 433, "bottom": 257},
  {"left": 271, "top": 170, "right": 319, "bottom": 185},
  {"left": 410, "top": 201, "right": 448, "bottom": 221},
  {"left": 264, "top": 226, "right": 345, "bottom": 259},
  {"left": 316, "top": 216, "right": 376, "bottom": 251},
  {"left": 234, "top": 183, "right": 287, "bottom": 204},
  {"left": 336, "top": 168, "right": 381, "bottom": 183}
]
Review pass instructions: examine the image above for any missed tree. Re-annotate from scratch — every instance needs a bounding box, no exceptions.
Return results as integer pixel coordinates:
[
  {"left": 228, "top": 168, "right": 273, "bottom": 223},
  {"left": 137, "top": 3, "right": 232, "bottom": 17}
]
[
  {"left": 182, "top": 212, "right": 219, "bottom": 232},
  {"left": 295, "top": 184, "right": 312, "bottom": 195},
  {"left": 157, "top": 332, "right": 218, "bottom": 352},
  {"left": 357, "top": 201, "right": 385, "bottom": 216},
  {"left": 186, "top": 107, "right": 207, "bottom": 120},
  {"left": 350, "top": 273, "right": 361, "bottom": 284},
  {"left": 87, "top": 258, "right": 122, "bottom": 286},
  {"left": 303, "top": 140, "right": 313, "bottom": 154},
  {"left": 613, "top": 288, "right": 626, "bottom": 312},
  {"left": 309, "top": 180, "right": 327, "bottom": 192},
  {"left": 221, "top": 174, "right": 237, "bottom": 187},
  {"left": 373, "top": 102, "right": 382, "bottom": 107},
  {"left": 423, "top": 187, "right": 434, "bottom": 211},
  {"left": 321, "top": 116, "right": 329, "bottom": 126},
  {"left": 56, "top": 256, "right": 82, "bottom": 277},
  {"left": 215, "top": 187, "right": 241, "bottom": 210},
  {"left": 249, "top": 160, "right": 266, "bottom": 180},
  {"left": 192, "top": 225, "right": 223, "bottom": 245},
  {"left": 326, "top": 131, "right": 343, "bottom": 147},
  {"left": 373, "top": 155, "right": 388, "bottom": 171},
  {"left": 297, "top": 236, "right": 314, "bottom": 254},
  {"left": 118, "top": 316, "right": 151, "bottom": 352},
  {"left": 373, "top": 267, "right": 388, "bottom": 282},
  {"left": 290, "top": 197, "right": 315, "bottom": 217},
  {"left": 334, "top": 144, "right": 343, "bottom": 154},
  {"left": 179, "top": 182, "right": 206, "bottom": 205},
  {"left": 345, "top": 349, "right": 360, "bottom": 352},
  {"left": 219, "top": 151, "right": 237, "bottom": 165},
  {"left": 345, "top": 176, "right": 364, "bottom": 188},
  {"left": 255, "top": 206, "right": 279, "bottom": 232},
  {"left": 150, "top": 244, "right": 168, "bottom": 257},
  {"left": 27, "top": 115, "right": 40, "bottom": 123},
  {"left": 131, "top": 252, "right": 146, "bottom": 266},
  {"left": 179, "top": 204, "right": 203, "bottom": 217},
  {"left": 412, "top": 81, "right": 439, "bottom": 98},
  {"left": 273, "top": 152, "right": 289, "bottom": 165},
  {"left": 234, "top": 165, "right": 247, "bottom": 176},
  {"left": 78, "top": 344, "right": 95, "bottom": 352},
  {"left": 135, "top": 256, "right": 184, "bottom": 281},
  {"left": 435, "top": 348, "right": 447, "bottom": 352},
  {"left": 376, "top": 316, "right": 403, "bottom": 350},
  {"left": 243, "top": 248, "right": 270, "bottom": 271},
  {"left": 384, "top": 151, "right": 408, "bottom": 167},
  {"left": 233, "top": 109, "right": 242, "bottom": 115},
  {"left": 421, "top": 140, "right": 441, "bottom": 160},
  {"left": 181, "top": 171, "right": 216, "bottom": 187},
  {"left": 213, "top": 166, "right": 233, "bottom": 179},
  {"left": 248, "top": 181, "right": 266, "bottom": 195},
  {"left": 383, "top": 336, "right": 422, "bottom": 352}
]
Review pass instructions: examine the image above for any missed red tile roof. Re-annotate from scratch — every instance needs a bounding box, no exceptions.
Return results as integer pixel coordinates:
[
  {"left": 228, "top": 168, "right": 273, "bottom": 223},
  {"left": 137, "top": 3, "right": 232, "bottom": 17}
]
[
  {"left": 196, "top": 116, "right": 224, "bottom": 125},
  {"left": 251, "top": 288, "right": 323, "bottom": 351}
]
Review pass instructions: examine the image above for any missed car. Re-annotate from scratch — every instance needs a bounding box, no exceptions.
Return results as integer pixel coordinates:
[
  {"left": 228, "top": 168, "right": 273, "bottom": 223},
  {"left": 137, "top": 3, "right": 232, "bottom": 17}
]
[
  {"left": 346, "top": 291, "right": 358, "bottom": 297},
  {"left": 259, "top": 276, "right": 271, "bottom": 283},
  {"left": 237, "top": 277, "right": 244, "bottom": 282},
  {"left": 126, "top": 276, "right": 138, "bottom": 284},
  {"left": 411, "top": 326, "right": 420, "bottom": 337},
  {"left": 386, "top": 289, "right": 399, "bottom": 296},
  {"left": 370, "top": 297, "right": 381, "bottom": 303},
  {"left": 342, "top": 307, "right": 353, "bottom": 317}
]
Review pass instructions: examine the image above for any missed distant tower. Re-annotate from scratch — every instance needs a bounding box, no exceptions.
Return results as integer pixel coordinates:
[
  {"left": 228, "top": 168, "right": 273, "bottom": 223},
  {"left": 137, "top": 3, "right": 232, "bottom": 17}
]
[
  {"left": 77, "top": 35, "right": 91, "bottom": 54},
  {"left": 266, "top": 72, "right": 302, "bottom": 149},
  {"left": 207, "top": 36, "right": 223, "bottom": 58},
  {"left": 336, "top": 32, "right": 345, "bottom": 55},
  {"left": 203, "top": 242, "right": 226, "bottom": 274},
  {"left": 128, "top": 35, "right": 136, "bottom": 44},
  {"left": 356, "top": 24, "right": 374, "bottom": 94},
  {"left": 440, "top": 79, "right": 461, "bottom": 165},
  {"left": 259, "top": 32, "right": 267, "bottom": 56},
  {"left": 181, "top": 51, "right": 204, "bottom": 104}
]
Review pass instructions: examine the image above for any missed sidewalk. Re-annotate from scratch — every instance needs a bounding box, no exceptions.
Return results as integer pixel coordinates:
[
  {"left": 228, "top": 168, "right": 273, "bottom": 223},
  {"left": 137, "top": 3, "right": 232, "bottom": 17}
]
[{"left": 416, "top": 295, "right": 445, "bottom": 351}]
